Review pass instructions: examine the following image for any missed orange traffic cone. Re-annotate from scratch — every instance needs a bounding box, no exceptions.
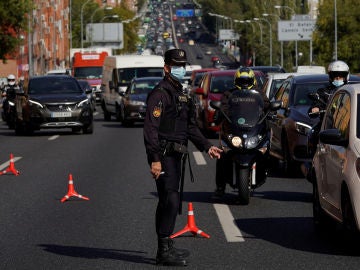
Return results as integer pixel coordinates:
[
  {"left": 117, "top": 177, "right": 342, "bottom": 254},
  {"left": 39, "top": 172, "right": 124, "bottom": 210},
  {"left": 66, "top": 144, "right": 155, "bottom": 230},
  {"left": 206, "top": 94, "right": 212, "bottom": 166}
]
[
  {"left": 60, "top": 174, "right": 90, "bottom": 203},
  {"left": 0, "top": 153, "right": 20, "bottom": 176},
  {"left": 170, "top": 202, "right": 210, "bottom": 239}
]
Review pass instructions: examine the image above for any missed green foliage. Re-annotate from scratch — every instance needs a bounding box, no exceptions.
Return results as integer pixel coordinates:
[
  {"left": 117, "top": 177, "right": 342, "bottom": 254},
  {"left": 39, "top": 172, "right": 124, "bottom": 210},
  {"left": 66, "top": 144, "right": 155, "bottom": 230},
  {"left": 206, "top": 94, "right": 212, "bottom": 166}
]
[
  {"left": 72, "top": 0, "right": 139, "bottom": 53},
  {"left": 313, "top": 0, "right": 360, "bottom": 72},
  {"left": 0, "top": 0, "right": 33, "bottom": 61},
  {"left": 198, "top": 0, "right": 360, "bottom": 72}
]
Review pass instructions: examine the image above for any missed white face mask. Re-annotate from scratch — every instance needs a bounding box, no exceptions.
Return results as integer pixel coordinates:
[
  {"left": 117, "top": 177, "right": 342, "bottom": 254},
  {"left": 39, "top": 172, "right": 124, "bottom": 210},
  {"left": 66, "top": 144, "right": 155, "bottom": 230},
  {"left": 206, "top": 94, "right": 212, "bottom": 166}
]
[
  {"left": 170, "top": 66, "right": 186, "bottom": 81},
  {"left": 332, "top": 79, "right": 344, "bottom": 87}
]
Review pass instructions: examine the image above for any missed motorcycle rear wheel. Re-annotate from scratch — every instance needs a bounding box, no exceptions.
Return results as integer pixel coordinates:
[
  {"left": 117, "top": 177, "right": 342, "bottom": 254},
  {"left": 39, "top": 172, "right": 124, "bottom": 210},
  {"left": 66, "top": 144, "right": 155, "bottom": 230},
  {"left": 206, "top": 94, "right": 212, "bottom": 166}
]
[{"left": 237, "top": 167, "right": 250, "bottom": 205}]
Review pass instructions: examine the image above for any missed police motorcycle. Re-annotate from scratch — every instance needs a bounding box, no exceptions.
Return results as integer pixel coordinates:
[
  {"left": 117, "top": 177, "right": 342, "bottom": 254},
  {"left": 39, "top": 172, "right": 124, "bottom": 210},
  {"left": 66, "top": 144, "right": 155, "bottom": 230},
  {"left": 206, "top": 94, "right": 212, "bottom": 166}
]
[{"left": 211, "top": 90, "right": 281, "bottom": 204}]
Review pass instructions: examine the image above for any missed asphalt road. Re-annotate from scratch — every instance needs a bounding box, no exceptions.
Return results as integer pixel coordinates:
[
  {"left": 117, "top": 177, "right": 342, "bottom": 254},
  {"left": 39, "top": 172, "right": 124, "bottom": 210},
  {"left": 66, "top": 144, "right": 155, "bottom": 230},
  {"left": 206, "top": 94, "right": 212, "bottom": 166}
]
[{"left": 0, "top": 111, "right": 359, "bottom": 269}]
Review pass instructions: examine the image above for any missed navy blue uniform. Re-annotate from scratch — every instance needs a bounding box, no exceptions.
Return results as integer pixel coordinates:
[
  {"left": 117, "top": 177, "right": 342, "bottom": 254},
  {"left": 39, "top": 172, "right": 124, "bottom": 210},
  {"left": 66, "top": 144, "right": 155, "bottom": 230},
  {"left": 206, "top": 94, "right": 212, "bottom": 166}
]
[{"left": 144, "top": 74, "right": 212, "bottom": 238}]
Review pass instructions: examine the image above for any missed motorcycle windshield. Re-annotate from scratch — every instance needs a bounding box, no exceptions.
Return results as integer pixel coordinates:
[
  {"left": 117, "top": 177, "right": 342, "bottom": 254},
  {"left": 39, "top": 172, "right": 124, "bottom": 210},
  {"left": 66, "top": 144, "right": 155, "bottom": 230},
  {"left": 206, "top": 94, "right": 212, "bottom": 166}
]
[{"left": 228, "top": 90, "right": 264, "bottom": 129}]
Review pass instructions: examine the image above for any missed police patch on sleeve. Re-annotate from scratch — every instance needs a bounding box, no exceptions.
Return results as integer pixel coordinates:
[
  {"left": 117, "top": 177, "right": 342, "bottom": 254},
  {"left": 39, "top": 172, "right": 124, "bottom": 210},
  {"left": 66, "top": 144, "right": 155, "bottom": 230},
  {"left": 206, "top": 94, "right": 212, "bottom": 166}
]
[{"left": 152, "top": 106, "right": 162, "bottom": 118}]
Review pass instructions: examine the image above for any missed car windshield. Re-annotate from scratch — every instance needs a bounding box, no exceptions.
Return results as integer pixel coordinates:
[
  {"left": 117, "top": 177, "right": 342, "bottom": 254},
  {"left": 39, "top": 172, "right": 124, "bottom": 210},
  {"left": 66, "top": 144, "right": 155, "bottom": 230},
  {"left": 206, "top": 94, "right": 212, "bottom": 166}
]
[
  {"left": 28, "top": 77, "right": 83, "bottom": 95},
  {"left": 269, "top": 79, "right": 286, "bottom": 99},
  {"left": 73, "top": 67, "right": 103, "bottom": 79},
  {"left": 117, "top": 68, "right": 164, "bottom": 87},
  {"left": 129, "top": 80, "right": 160, "bottom": 94},
  {"left": 294, "top": 83, "right": 328, "bottom": 106},
  {"left": 210, "top": 75, "right": 234, "bottom": 93}
]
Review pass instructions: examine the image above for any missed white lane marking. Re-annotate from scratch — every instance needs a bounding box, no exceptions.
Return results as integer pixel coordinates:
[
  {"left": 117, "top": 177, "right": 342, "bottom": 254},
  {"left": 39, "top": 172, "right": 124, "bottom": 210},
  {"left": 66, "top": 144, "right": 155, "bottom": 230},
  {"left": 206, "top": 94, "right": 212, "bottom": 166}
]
[
  {"left": 0, "top": 156, "right": 22, "bottom": 171},
  {"left": 193, "top": 151, "right": 207, "bottom": 165},
  {"left": 48, "top": 135, "right": 60, "bottom": 141},
  {"left": 213, "top": 203, "right": 245, "bottom": 242}
]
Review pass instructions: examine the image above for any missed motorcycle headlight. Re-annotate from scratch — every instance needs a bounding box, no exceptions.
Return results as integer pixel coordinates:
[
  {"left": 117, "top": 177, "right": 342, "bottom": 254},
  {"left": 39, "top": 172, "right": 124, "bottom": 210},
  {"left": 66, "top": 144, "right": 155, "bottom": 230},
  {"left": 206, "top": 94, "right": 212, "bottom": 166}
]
[
  {"left": 231, "top": 136, "right": 242, "bottom": 148},
  {"left": 244, "top": 135, "right": 261, "bottom": 149},
  {"left": 77, "top": 98, "right": 89, "bottom": 108},
  {"left": 28, "top": 99, "right": 44, "bottom": 109},
  {"left": 295, "top": 122, "right": 312, "bottom": 136}
]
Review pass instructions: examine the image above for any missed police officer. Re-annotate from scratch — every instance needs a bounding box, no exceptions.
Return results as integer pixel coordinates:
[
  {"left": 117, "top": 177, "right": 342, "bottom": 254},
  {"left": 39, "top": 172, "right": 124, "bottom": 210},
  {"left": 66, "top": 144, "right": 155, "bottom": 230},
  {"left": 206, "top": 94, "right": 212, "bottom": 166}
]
[
  {"left": 212, "top": 67, "right": 270, "bottom": 200},
  {"left": 143, "top": 48, "right": 222, "bottom": 266}
]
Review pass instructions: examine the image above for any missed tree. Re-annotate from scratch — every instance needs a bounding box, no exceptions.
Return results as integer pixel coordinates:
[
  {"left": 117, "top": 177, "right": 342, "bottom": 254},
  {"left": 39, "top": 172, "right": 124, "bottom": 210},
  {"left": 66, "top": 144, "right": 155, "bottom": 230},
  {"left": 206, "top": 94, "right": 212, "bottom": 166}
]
[
  {"left": 313, "top": 0, "right": 360, "bottom": 72},
  {"left": 0, "top": 0, "right": 33, "bottom": 61}
]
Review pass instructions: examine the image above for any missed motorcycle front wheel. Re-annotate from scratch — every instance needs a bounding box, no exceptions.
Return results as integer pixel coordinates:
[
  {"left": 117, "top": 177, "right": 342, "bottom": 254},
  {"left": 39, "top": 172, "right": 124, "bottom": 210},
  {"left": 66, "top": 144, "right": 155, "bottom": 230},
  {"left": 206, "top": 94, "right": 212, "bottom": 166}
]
[{"left": 237, "top": 167, "right": 250, "bottom": 205}]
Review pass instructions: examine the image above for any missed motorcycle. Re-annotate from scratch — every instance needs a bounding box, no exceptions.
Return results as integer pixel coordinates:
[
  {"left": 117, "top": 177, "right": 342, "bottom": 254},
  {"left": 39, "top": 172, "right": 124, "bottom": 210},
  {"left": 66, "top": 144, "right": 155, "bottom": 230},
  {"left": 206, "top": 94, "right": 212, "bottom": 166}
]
[
  {"left": 2, "top": 96, "right": 18, "bottom": 129},
  {"left": 211, "top": 89, "right": 281, "bottom": 204}
]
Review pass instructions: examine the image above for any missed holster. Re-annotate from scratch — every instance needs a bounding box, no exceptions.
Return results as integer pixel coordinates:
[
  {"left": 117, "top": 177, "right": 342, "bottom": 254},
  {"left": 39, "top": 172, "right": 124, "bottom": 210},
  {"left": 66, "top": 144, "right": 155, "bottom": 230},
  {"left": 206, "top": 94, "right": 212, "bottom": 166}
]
[{"left": 160, "top": 141, "right": 188, "bottom": 156}]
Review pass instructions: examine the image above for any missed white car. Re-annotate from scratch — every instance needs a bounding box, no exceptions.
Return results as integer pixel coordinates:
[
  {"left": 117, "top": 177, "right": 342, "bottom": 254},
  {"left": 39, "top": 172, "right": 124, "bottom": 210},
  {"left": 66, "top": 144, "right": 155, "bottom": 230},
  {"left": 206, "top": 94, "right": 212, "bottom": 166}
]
[
  {"left": 311, "top": 83, "right": 360, "bottom": 234},
  {"left": 261, "top": 72, "right": 296, "bottom": 99}
]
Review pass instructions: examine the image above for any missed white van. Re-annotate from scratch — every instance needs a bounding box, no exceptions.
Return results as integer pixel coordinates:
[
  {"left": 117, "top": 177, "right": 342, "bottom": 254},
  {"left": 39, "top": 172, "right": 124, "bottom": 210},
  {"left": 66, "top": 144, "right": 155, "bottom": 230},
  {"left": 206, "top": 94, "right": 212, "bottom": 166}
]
[{"left": 100, "top": 55, "right": 164, "bottom": 121}]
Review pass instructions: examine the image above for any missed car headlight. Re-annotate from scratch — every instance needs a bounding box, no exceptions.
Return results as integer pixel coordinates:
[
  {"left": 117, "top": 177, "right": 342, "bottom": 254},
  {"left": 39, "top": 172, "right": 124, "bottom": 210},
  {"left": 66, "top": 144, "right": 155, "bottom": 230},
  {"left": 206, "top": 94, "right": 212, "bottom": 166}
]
[
  {"left": 295, "top": 121, "right": 312, "bottom": 135},
  {"left": 129, "top": 100, "right": 145, "bottom": 106},
  {"left": 28, "top": 99, "right": 43, "bottom": 109},
  {"left": 77, "top": 98, "right": 89, "bottom": 108}
]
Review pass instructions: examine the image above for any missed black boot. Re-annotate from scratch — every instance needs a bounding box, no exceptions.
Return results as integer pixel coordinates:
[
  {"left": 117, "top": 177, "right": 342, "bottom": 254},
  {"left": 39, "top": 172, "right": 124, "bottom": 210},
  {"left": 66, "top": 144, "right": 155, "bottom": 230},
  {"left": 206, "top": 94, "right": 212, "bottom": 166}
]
[{"left": 156, "top": 237, "right": 189, "bottom": 266}]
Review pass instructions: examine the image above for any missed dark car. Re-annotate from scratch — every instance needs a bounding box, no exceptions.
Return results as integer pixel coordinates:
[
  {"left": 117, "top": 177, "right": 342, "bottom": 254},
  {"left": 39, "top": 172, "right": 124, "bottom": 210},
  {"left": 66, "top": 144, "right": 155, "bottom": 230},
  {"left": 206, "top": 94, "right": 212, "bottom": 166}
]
[
  {"left": 22, "top": 75, "right": 93, "bottom": 134},
  {"left": 120, "top": 77, "right": 162, "bottom": 126},
  {"left": 77, "top": 80, "right": 96, "bottom": 112},
  {"left": 267, "top": 73, "right": 360, "bottom": 175}
]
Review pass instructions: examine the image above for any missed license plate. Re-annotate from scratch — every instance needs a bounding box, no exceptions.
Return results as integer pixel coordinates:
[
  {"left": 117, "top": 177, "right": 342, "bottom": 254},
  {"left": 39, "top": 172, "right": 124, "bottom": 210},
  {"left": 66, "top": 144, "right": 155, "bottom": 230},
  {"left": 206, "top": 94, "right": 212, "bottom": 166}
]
[{"left": 51, "top": 112, "right": 72, "bottom": 117}]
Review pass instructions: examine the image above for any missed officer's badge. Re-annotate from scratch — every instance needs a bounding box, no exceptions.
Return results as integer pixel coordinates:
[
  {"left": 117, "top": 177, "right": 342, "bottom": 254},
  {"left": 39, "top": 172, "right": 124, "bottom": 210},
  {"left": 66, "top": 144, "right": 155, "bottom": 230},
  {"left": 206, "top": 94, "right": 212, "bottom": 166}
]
[{"left": 152, "top": 106, "right": 162, "bottom": 118}]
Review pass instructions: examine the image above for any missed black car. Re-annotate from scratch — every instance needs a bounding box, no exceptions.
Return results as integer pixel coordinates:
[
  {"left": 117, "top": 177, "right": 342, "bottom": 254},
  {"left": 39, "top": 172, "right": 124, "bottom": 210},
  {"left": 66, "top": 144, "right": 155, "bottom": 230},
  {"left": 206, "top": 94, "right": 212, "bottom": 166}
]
[
  {"left": 120, "top": 77, "right": 162, "bottom": 126},
  {"left": 77, "top": 79, "right": 96, "bottom": 112},
  {"left": 267, "top": 73, "right": 360, "bottom": 175},
  {"left": 22, "top": 75, "right": 93, "bottom": 134}
]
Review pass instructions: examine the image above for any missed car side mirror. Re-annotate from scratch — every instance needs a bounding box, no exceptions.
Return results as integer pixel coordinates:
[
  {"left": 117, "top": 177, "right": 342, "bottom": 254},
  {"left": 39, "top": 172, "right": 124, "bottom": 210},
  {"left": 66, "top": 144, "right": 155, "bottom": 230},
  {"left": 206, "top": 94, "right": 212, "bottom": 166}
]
[
  {"left": 195, "top": 87, "right": 205, "bottom": 96},
  {"left": 209, "top": 100, "right": 221, "bottom": 110},
  {"left": 308, "top": 92, "right": 319, "bottom": 101},
  {"left": 319, "top": 128, "right": 348, "bottom": 147}
]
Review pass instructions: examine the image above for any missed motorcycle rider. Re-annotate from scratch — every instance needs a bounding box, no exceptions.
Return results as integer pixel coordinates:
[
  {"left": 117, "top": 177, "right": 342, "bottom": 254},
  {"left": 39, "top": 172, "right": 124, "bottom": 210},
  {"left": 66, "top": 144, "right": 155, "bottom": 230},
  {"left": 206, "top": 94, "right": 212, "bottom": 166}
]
[
  {"left": 301, "top": 60, "right": 350, "bottom": 177},
  {"left": 2, "top": 74, "right": 25, "bottom": 124},
  {"left": 212, "top": 67, "right": 270, "bottom": 199}
]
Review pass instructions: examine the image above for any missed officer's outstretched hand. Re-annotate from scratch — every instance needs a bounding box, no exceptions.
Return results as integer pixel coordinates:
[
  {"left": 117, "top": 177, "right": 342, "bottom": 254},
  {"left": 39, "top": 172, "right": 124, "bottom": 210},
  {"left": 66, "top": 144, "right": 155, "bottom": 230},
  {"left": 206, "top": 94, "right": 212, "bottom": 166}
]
[{"left": 207, "top": 146, "right": 222, "bottom": 159}]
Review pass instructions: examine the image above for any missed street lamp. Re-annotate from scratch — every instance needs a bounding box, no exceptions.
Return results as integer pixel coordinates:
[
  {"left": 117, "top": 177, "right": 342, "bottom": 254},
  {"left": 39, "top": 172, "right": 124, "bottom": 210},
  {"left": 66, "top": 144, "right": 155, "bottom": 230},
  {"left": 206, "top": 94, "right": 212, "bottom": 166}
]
[
  {"left": 101, "top": 14, "right": 119, "bottom": 22},
  {"left": 263, "top": 13, "right": 282, "bottom": 67},
  {"left": 260, "top": 16, "right": 272, "bottom": 66},
  {"left": 252, "top": 18, "right": 263, "bottom": 45},
  {"left": 81, "top": 0, "right": 92, "bottom": 49}
]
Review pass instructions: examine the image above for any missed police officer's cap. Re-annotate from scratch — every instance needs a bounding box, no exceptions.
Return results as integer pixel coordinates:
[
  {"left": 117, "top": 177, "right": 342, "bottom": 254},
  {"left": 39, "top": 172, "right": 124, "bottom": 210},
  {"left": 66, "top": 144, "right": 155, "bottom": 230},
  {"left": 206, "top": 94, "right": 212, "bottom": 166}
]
[{"left": 164, "top": 49, "right": 188, "bottom": 65}]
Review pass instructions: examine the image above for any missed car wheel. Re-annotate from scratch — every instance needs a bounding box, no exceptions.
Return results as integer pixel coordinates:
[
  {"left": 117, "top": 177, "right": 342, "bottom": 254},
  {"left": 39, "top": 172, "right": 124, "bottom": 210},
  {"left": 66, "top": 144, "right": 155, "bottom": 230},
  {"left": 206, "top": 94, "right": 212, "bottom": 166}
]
[
  {"left": 102, "top": 101, "right": 111, "bottom": 121},
  {"left": 83, "top": 122, "right": 94, "bottom": 134},
  {"left": 115, "top": 103, "right": 124, "bottom": 122},
  {"left": 282, "top": 133, "right": 299, "bottom": 177},
  {"left": 342, "top": 189, "right": 357, "bottom": 234},
  {"left": 313, "top": 180, "right": 335, "bottom": 234}
]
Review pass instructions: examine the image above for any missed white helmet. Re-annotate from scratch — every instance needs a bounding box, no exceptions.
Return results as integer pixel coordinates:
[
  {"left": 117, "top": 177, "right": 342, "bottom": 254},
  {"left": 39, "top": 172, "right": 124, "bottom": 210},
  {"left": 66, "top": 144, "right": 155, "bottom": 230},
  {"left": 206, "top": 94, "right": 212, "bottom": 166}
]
[
  {"left": 327, "top": 60, "right": 350, "bottom": 84},
  {"left": 7, "top": 74, "right": 16, "bottom": 86}
]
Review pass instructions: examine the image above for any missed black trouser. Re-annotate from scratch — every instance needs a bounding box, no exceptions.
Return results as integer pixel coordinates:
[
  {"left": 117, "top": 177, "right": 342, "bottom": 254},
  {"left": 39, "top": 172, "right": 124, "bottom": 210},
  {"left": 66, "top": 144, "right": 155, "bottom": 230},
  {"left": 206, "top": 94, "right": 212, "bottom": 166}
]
[
  {"left": 155, "top": 152, "right": 183, "bottom": 238},
  {"left": 215, "top": 151, "right": 233, "bottom": 190}
]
